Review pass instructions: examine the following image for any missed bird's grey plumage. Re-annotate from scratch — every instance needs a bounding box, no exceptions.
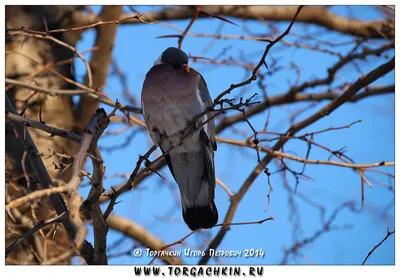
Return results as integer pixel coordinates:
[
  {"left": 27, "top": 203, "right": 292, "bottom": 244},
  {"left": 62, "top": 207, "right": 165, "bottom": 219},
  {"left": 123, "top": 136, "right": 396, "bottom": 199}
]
[{"left": 141, "top": 47, "right": 218, "bottom": 230}]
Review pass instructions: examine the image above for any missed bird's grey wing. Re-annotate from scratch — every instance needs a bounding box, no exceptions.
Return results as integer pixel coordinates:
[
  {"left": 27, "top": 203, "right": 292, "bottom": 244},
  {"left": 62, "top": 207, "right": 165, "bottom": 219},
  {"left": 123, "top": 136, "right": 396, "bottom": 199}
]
[
  {"left": 195, "top": 70, "right": 217, "bottom": 151},
  {"left": 194, "top": 71, "right": 217, "bottom": 203},
  {"left": 174, "top": 70, "right": 218, "bottom": 230}
]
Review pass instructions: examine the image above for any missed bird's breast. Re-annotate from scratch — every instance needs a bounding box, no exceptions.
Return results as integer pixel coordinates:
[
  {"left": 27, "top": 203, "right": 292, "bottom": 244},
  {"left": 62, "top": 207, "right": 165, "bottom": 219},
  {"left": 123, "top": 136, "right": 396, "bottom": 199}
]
[
  {"left": 142, "top": 66, "right": 204, "bottom": 151},
  {"left": 145, "top": 96, "right": 199, "bottom": 135}
]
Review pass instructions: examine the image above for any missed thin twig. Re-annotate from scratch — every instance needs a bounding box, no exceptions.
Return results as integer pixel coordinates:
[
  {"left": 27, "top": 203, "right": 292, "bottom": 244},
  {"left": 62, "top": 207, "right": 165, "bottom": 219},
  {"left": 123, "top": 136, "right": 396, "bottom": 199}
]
[
  {"left": 6, "top": 14, "right": 153, "bottom": 35},
  {"left": 5, "top": 212, "right": 68, "bottom": 257},
  {"left": 362, "top": 228, "right": 395, "bottom": 265},
  {"left": 178, "top": 6, "right": 200, "bottom": 49},
  {"left": 216, "top": 178, "right": 234, "bottom": 197}
]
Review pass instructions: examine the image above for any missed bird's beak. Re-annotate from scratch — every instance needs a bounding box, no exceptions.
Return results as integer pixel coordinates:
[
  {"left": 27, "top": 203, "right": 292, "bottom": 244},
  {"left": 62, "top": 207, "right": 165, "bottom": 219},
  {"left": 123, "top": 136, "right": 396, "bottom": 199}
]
[{"left": 181, "top": 64, "right": 190, "bottom": 73}]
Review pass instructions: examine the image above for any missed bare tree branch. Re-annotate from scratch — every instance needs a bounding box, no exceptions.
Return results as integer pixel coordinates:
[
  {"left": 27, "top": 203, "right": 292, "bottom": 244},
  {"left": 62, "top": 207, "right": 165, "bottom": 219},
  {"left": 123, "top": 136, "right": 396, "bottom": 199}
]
[
  {"left": 198, "top": 56, "right": 394, "bottom": 265},
  {"left": 5, "top": 94, "right": 95, "bottom": 263},
  {"left": 5, "top": 212, "right": 68, "bottom": 258},
  {"left": 216, "top": 137, "right": 395, "bottom": 169},
  {"left": 106, "top": 214, "right": 183, "bottom": 265},
  {"left": 216, "top": 43, "right": 393, "bottom": 133},
  {"left": 5, "top": 110, "right": 81, "bottom": 143},
  {"left": 280, "top": 202, "right": 356, "bottom": 264},
  {"left": 120, "top": 6, "right": 394, "bottom": 39},
  {"left": 5, "top": 78, "right": 142, "bottom": 114},
  {"left": 7, "top": 30, "right": 93, "bottom": 88},
  {"left": 76, "top": 6, "right": 124, "bottom": 131}
]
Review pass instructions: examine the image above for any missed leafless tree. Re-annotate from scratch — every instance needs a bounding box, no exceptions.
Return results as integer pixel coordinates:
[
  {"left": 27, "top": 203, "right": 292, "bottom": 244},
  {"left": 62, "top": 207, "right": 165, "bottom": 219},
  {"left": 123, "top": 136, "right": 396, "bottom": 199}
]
[{"left": 5, "top": 5, "right": 394, "bottom": 265}]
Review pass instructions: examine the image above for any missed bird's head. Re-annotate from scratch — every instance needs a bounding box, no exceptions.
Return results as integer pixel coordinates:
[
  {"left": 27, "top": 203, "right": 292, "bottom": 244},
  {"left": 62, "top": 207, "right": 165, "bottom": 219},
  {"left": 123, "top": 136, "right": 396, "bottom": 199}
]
[{"left": 155, "top": 47, "right": 190, "bottom": 72}]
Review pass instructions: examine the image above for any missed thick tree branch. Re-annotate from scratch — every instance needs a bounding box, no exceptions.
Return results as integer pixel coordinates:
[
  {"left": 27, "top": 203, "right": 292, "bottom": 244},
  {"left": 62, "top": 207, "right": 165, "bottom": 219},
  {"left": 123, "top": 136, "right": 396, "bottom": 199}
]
[
  {"left": 106, "top": 214, "right": 183, "bottom": 265},
  {"left": 65, "top": 109, "right": 110, "bottom": 255},
  {"left": 6, "top": 212, "right": 68, "bottom": 258},
  {"left": 5, "top": 78, "right": 142, "bottom": 113},
  {"left": 86, "top": 145, "right": 108, "bottom": 264},
  {"left": 5, "top": 110, "right": 81, "bottom": 143},
  {"left": 120, "top": 6, "right": 394, "bottom": 39},
  {"left": 75, "top": 6, "right": 124, "bottom": 131}
]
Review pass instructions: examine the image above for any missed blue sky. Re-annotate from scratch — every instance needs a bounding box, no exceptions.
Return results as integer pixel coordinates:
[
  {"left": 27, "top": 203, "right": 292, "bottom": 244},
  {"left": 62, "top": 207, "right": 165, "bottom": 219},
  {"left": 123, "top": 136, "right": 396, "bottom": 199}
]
[{"left": 74, "top": 6, "right": 394, "bottom": 265}]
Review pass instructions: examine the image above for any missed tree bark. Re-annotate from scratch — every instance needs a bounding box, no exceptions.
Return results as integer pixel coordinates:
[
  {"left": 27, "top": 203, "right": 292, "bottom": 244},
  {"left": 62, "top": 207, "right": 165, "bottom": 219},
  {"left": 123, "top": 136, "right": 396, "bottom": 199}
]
[{"left": 5, "top": 6, "right": 84, "bottom": 264}]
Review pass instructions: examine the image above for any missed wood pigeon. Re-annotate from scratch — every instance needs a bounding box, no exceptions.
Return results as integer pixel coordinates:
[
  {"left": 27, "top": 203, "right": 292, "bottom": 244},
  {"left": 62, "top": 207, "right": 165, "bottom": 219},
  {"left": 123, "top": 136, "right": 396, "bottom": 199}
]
[{"left": 141, "top": 47, "right": 218, "bottom": 231}]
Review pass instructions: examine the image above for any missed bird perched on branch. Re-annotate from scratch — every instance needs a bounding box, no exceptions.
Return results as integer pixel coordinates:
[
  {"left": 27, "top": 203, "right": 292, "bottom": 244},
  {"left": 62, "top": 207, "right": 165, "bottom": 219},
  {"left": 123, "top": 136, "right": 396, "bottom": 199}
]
[{"left": 141, "top": 47, "right": 218, "bottom": 231}]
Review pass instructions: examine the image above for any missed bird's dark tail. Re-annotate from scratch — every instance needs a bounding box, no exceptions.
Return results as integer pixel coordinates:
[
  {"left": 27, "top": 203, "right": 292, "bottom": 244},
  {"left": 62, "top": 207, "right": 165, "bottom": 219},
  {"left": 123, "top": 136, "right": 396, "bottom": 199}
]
[
  {"left": 183, "top": 201, "right": 218, "bottom": 231},
  {"left": 163, "top": 144, "right": 218, "bottom": 231}
]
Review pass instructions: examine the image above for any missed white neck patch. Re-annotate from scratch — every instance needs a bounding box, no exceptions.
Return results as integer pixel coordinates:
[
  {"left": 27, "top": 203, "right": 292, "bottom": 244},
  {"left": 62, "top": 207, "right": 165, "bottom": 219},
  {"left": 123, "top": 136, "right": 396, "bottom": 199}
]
[{"left": 154, "top": 54, "right": 163, "bottom": 66}]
